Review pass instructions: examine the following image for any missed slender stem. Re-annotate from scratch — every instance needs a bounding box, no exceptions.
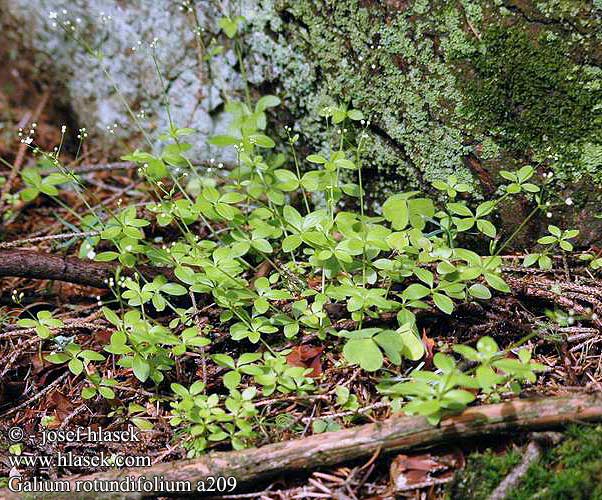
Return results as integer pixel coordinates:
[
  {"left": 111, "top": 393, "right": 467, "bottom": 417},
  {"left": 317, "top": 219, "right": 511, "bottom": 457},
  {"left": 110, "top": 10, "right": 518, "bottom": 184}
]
[{"left": 495, "top": 204, "right": 541, "bottom": 256}]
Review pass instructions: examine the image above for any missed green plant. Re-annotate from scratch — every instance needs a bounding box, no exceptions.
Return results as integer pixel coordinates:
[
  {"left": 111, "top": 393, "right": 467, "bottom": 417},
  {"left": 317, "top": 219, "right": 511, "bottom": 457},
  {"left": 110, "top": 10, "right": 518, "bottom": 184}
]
[
  {"left": 46, "top": 342, "right": 106, "bottom": 376},
  {"left": 379, "top": 337, "right": 546, "bottom": 424},
  {"left": 169, "top": 381, "right": 257, "bottom": 456},
  {"left": 524, "top": 225, "right": 579, "bottom": 270},
  {"left": 17, "top": 310, "right": 64, "bottom": 339},
  {"left": 82, "top": 373, "right": 118, "bottom": 400},
  {"left": 12, "top": 13, "right": 573, "bottom": 456}
]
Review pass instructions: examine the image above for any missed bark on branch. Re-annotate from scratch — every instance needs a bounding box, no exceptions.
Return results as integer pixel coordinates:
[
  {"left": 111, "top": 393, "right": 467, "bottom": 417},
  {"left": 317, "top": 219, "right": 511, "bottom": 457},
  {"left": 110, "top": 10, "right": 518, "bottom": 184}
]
[
  {"left": 0, "top": 250, "right": 171, "bottom": 289},
  {"left": 3, "top": 394, "right": 600, "bottom": 499}
]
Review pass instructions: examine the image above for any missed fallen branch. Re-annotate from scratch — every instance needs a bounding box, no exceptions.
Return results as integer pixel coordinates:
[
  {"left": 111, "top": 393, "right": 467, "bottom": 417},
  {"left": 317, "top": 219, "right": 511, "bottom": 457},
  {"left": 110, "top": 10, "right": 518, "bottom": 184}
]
[
  {"left": 0, "top": 230, "right": 100, "bottom": 249},
  {"left": 3, "top": 394, "right": 600, "bottom": 499},
  {"left": 0, "top": 249, "right": 171, "bottom": 289}
]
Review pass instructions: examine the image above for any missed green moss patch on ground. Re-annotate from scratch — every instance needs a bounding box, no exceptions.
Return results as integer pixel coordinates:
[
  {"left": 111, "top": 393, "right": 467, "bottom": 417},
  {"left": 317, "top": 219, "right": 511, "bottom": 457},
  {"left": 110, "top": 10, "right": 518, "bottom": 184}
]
[{"left": 449, "top": 424, "right": 602, "bottom": 500}]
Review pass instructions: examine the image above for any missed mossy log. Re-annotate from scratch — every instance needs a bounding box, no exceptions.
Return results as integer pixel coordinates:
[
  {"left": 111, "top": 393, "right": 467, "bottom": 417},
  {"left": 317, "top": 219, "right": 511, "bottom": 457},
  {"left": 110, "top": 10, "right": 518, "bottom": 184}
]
[{"left": 3, "top": 394, "right": 601, "bottom": 499}]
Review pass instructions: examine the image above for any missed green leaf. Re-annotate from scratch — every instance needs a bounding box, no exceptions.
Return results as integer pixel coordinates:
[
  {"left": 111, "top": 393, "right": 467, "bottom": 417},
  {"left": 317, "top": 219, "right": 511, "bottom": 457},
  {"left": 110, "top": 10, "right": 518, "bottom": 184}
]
[
  {"left": 255, "top": 95, "right": 281, "bottom": 112},
  {"left": 249, "top": 134, "right": 275, "bottom": 148},
  {"left": 433, "top": 293, "right": 454, "bottom": 314},
  {"left": 95, "top": 251, "right": 119, "bottom": 262},
  {"left": 484, "top": 273, "right": 510, "bottom": 293},
  {"left": 223, "top": 370, "right": 241, "bottom": 390},
  {"left": 274, "top": 169, "right": 299, "bottom": 191},
  {"left": 68, "top": 358, "right": 84, "bottom": 376},
  {"left": 374, "top": 329, "right": 404, "bottom": 365},
  {"left": 468, "top": 283, "right": 492, "bottom": 300},
  {"left": 218, "top": 16, "right": 239, "bottom": 38},
  {"left": 251, "top": 238, "right": 273, "bottom": 253},
  {"left": 382, "top": 195, "right": 409, "bottom": 230},
  {"left": 403, "top": 283, "right": 431, "bottom": 300},
  {"left": 45, "top": 352, "right": 70, "bottom": 364},
  {"left": 98, "top": 387, "right": 116, "bottom": 399},
  {"left": 306, "top": 154, "right": 327, "bottom": 164},
  {"left": 81, "top": 387, "right": 97, "bottom": 399},
  {"left": 523, "top": 254, "right": 539, "bottom": 267},
  {"left": 433, "top": 353, "right": 455, "bottom": 373},
  {"left": 347, "top": 109, "right": 364, "bottom": 120},
  {"left": 282, "top": 234, "right": 302, "bottom": 252},
  {"left": 343, "top": 338, "right": 383, "bottom": 371},
  {"left": 209, "top": 135, "right": 239, "bottom": 147},
  {"left": 447, "top": 202, "right": 473, "bottom": 217},
  {"left": 160, "top": 283, "right": 188, "bottom": 296},
  {"left": 131, "top": 417, "right": 154, "bottom": 430},
  {"left": 132, "top": 355, "right": 150, "bottom": 382},
  {"left": 17, "top": 319, "right": 38, "bottom": 328},
  {"left": 399, "top": 325, "right": 425, "bottom": 361},
  {"left": 477, "top": 336, "right": 499, "bottom": 354},
  {"left": 171, "top": 383, "right": 189, "bottom": 398},
  {"left": 476, "top": 219, "right": 497, "bottom": 238}
]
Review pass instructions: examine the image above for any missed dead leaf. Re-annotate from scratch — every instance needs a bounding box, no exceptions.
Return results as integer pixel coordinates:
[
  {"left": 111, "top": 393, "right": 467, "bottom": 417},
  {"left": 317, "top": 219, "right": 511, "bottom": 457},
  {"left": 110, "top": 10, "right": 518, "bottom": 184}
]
[
  {"left": 94, "top": 329, "right": 113, "bottom": 345},
  {"left": 46, "top": 390, "right": 75, "bottom": 424},
  {"left": 390, "top": 451, "right": 462, "bottom": 492},
  {"left": 422, "top": 328, "right": 435, "bottom": 368},
  {"left": 286, "top": 345, "right": 323, "bottom": 377}
]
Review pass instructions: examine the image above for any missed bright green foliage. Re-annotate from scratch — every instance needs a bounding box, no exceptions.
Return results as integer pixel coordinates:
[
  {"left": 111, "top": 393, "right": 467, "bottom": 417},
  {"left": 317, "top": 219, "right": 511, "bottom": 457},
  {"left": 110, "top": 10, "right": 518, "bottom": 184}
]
[
  {"left": 20, "top": 168, "right": 70, "bottom": 202},
  {"left": 17, "top": 88, "right": 574, "bottom": 456},
  {"left": 17, "top": 310, "right": 63, "bottom": 339},
  {"left": 82, "top": 374, "right": 118, "bottom": 400},
  {"left": 46, "top": 342, "right": 106, "bottom": 377},
  {"left": 524, "top": 225, "right": 580, "bottom": 270},
  {"left": 169, "top": 381, "right": 257, "bottom": 456},
  {"left": 379, "top": 337, "right": 545, "bottom": 424}
]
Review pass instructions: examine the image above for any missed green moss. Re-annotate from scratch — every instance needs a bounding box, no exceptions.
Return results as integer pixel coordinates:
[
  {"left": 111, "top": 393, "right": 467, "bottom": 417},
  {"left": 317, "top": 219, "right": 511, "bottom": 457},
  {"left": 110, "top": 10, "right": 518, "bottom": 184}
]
[
  {"left": 449, "top": 425, "right": 602, "bottom": 500},
  {"left": 508, "top": 425, "right": 602, "bottom": 500},
  {"left": 464, "top": 26, "right": 601, "bottom": 152},
  {"left": 448, "top": 446, "right": 522, "bottom": 499}
]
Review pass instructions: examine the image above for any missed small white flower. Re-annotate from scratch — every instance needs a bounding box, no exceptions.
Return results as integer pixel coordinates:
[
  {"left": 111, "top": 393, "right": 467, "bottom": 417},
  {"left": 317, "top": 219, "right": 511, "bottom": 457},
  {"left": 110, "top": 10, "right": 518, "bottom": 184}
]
[
  {"left": 86, "top": 250, "right": 96, "bottom": 260},
  {"left": 546, "top": 212, "right": 552, "bottom": 218},
  {"left": 565, "top": 197, "right": 573, "bottom": 206},
  {"left": 61, "top": 125, "right": 66, "bottom": 133},
  {"left": 49, "top": 11, "right": 58, "bottom": 19}
]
